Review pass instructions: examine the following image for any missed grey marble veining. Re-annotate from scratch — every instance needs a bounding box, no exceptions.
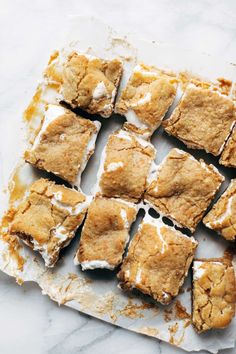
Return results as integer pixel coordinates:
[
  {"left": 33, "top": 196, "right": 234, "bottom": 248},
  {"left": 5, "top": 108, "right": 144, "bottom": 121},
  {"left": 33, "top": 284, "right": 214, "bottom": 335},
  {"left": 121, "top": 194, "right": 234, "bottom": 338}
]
[{"left": 0, "top": 0, "right": 235, "bottom": 353}]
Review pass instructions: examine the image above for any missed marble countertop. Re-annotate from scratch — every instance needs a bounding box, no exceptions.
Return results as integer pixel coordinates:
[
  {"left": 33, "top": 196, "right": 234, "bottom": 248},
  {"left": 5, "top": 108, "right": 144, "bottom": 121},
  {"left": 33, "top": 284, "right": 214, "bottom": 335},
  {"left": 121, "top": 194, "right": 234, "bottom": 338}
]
[{"left": 0, "top": 0, "right": 235, "bottom": 353}]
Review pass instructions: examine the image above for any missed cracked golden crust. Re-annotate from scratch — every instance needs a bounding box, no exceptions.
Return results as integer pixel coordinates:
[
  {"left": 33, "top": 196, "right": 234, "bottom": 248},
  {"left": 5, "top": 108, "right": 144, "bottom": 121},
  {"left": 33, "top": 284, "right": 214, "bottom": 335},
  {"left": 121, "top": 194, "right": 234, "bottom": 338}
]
[
  {"left": 163, "top": 85, "right": 235, "bottom": 156},
  {"left": 25, "top": 109, "right": 98, "bottom": 184},
  {"left": 61, "top": 52, "right": 123, "bottom": 117},
  {"left": 10, "top": 179, "right": 87, "bottom": 267},
  {"left": 115, "top": 63, "right": 177, "bottom": 131},
  {"left": 220, "top": 127, "right": 236, "bottom": 168},
  {"left": 118, "top": 219, "right": 197, "bottom": 304},
  {"left": 98, "top": 131, "right": 156, "bottom": 202},
  {"left": 145, "top": 149, "right": 224, "bottom": 232},
  {"left": 192, "top": 259, "right": 236, "bottom": 332},
  {"left": 203, "top": 179, "right": 236, "bottom": 241},
  {"left": 76, "top": 197, "right": 137, "bottom": 268}
]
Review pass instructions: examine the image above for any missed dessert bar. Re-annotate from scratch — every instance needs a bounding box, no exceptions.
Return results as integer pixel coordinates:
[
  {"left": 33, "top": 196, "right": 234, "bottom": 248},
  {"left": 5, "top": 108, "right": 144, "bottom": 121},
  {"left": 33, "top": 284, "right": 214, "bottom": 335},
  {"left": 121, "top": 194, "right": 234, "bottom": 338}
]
[
  {"left": 95, "top": 129, "right": 156, "bottom": 202},
  {"left": 75, "top": 197, "right": 138, "bottom": 270},
  {"left": 10, "top": 178, "right": 89, "bottom": 267},
  {"left": 192, "top": 258, "right": 236, "bottom": 332},
  {"left": 144, "top": 148, "right": 224, "bottom": 232},
  {"left": 163, "top": 84, "right": 235, "bottom": 156},
  {"left": 25, "top": 104, "right": 100, "bottom": 186},
  {"left": 116, "top": 63, "right": 177, "bottom": 136},
  {"left": 203, "top": 179, "right": 236, "bottom": 241},
  {"left": 118, "top": 213, "right": 197, "bottom": 304}
]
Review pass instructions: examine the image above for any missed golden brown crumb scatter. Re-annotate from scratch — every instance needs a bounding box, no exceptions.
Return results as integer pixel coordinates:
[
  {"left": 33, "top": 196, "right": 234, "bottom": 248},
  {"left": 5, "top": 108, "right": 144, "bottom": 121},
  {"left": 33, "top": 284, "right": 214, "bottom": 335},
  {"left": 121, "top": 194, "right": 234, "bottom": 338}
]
[
  {"left": 163, "top": 85, "right": 235, "bottom": 156},
  {"left": 145, "top": 148, "right": 224, "bottom": 232},
  {"left": 203, "top": 179, "right": 236, "bottom": 241},
  {"left": 175, "top": 300, "right": 190, "bottom": 320},
  {"left": 192, "top": 258, "right": 236, "bottom": 332},
  {"left": 118, "top": 216, "right": 197, "bottom": 304}
]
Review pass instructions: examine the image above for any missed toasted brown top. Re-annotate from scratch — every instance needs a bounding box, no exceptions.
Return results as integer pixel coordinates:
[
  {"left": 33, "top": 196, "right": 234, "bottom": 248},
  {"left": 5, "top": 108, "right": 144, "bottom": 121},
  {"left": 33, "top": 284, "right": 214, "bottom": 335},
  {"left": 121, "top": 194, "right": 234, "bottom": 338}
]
[
  {"left": 163, "top": 85, "right": 235, "bottom": 156},
  {"left": 116, "top": 63, "right": 177, "bottom": 131},
  {"left": 25, "top": 106, "right": 99, "bottom": 184},
  {"left": 98, "top": 130, "right": 156, "bottom": 202},
  {"left": 10, "top": 178, "right": 87, "bottom": 267},
  {"left": 192, "top": 259, "right": 236, "bottom": 332},
  {"left": 145, "top": 149, "right": 224, "bottom": 232},
  {"left": 220, "top": 127, "right": 236, "bottom": 168},
  {"left": 62, "top": 52, "right": 123, "bottom": 117},
  {"left": 118, "top": 216, "right": 197, "bottom": 304},
  {"left": 203, "top": 179, "right": 236, "bottom": 241},
  {"left": 76, "top": 197, "right": 137, "bottom": 268}
]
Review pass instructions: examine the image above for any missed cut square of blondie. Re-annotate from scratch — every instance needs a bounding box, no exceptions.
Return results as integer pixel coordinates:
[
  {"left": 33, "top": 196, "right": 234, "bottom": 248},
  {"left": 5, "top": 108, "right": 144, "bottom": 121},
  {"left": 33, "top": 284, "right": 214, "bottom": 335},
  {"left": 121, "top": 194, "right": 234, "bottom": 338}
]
[
  {"left": 192, "top": 258, "right": 236, "bottom": 332},
  {"left": 25, "top": 104, "right": 101, "bottom": 186},
  {"left": 94, "top": 129, "right": 156, "bottom": 202},
  {"left": 144, "top": 148, "right": 224, "bottom": 232},
  {"left": 203, "top": 179, "right": 236, "bottom": 241},
  {"left": 10, "top": 178, "right": 89, "bottom": 267},
  {"left": 60, "top": 51, "right": 123, "bottom": 117},
  {"left": 74, "top": 197, "right": 138, "bottom": 270},
  {"left": 115, "top": 63, "right": 177, "bottom": 136},
  {"left": 220, "top": 126, "right": 236, "bottom": 168},
  {"left": 163, "top": 84, "right": 235, "bottom": 156},
  {"left": 117, "top": 213, "right": 197, "bottom": 304}
]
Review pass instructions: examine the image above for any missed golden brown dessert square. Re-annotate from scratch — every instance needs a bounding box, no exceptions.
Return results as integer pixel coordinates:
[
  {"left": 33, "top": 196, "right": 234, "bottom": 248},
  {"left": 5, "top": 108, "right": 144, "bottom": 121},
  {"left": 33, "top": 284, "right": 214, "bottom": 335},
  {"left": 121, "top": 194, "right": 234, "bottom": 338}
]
[
  {"left": 220, "top": 127, "right": 236, "bottom": 168},
  {"left": 25, "top": 104, "right": 100, "bottom": 185},
  {"left": 115, "top": 63, "right": 177, "bottom": 136},
  {"left": 74, "top": 197, "right": 138, "bottom": 270},
  {"left": 203, "top": 179, "right": 236, "bottom": 241},
  {"left": 144, "top": 148, "right": 224, "bottom": 232},
  {"left": 192, "top": 258, "right": 236, "bottom": 332},
  {"left": 163, "top": 85, "right": 235, "bottom": 156},
  {"left": 60, "top": 52, "right": 123, "bottom": 117},
  {"left": 10, "top": 178, "right": 89, "bottom": 267},
  {"left": 94, "top": 129, "right": 156, "bottom": 202},
  {"left": 117, "top": 213, "right": 197, "bottom": 304}
]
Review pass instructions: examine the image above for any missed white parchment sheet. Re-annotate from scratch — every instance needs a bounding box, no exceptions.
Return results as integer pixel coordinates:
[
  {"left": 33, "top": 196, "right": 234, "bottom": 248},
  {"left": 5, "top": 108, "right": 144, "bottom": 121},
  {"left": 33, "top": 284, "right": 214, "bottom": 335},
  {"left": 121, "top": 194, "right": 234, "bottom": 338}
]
[{"left": 0, "top": 16, "right": 235, "bottom": 353}]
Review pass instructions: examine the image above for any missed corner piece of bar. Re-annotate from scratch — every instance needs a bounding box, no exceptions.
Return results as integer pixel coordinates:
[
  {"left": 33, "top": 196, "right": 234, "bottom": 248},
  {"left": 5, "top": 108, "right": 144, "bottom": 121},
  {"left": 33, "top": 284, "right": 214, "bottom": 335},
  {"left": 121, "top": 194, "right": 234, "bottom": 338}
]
[
  {"left": 25, "top": 104, "right": 100, "bottom": 186},
  {"left": 74, "top": 197, "right": 138, "bottom": 270},
  {"left": 144, "top": 148, "right": 224, "bottom": 232},
  {"left": 203, "top": 179, "right": 236, "bottom": 241},
  {"left": 10, "top": 178, "right": 90, "bottom": 267},
  {"left": 115, "top": 63, "right": 177, "bottom": 137},
  {"left": 117, "top": 213, "right": 197, "bottom": 304},
  {"left": 163, "top": 84, "right": 235, "bottom": 156},
  {"left": 192, "top": 258, "right": 236, "bottom": 332}
]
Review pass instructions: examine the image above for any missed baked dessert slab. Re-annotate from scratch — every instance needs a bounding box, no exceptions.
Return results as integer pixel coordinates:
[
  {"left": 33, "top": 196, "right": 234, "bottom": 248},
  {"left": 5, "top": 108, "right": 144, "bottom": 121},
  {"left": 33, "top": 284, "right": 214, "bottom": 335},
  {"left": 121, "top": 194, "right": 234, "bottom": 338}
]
[
  {"left": 144, "top": 148, "right": 224, "bottom": 232},
  {"left": 10, "top": 178, "right": 89, "bottom": 267},
  {"left": 95, "top": 129, "right": 156, "bottom": 202},
  {"left": 75, "top": 197, "right": 138, "bottom": 270},
  {"left": 220, "top": 127, "right": 236, "bottom": 168},
  {"left": 60, "top": 51, "right": 123, "bottom": 117},
  {"left": 115, "top": 63, "right": 177, "bottom": 136},
  {"left": 192, "top": 258, "right": 236, "bottom": 333},
  {"left": 203, "top": 179, "right": 236, "bottom": 241},
  {"left": 117, "top": 214, "right": 198, "bottom": 304},
  {"left": 163, "top": 84, "right": 235, "bottom": 156},
  {"left": 25, "top": 104, "right": 101, "bottom": 185}
]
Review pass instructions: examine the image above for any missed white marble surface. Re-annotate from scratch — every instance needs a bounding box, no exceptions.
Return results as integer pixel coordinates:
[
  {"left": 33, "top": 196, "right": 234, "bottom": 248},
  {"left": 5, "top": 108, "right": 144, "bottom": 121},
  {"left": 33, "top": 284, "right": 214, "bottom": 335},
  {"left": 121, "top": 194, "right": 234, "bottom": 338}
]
[{"left": 0, "top": 0, "right": 235, "bottom": 353}]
